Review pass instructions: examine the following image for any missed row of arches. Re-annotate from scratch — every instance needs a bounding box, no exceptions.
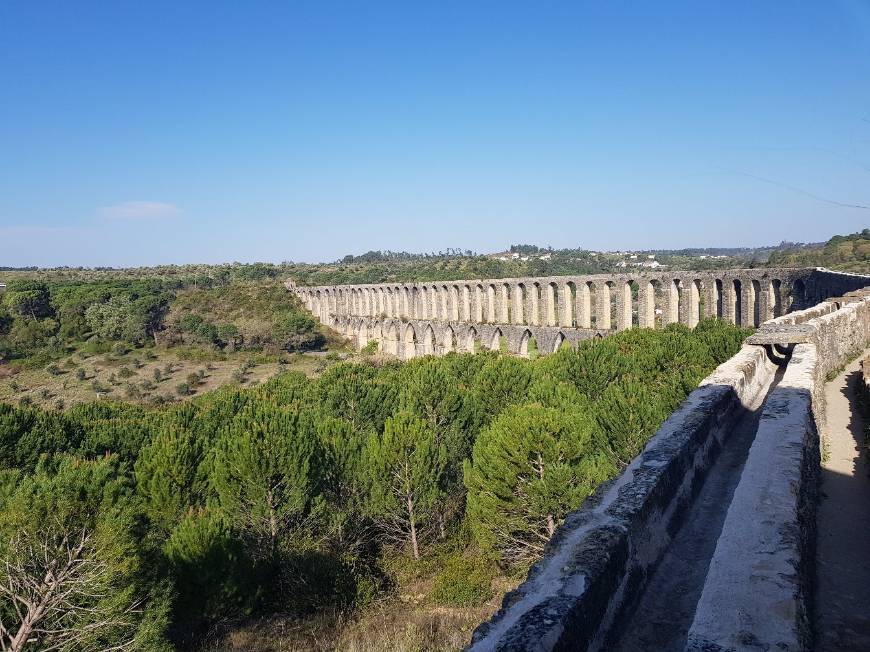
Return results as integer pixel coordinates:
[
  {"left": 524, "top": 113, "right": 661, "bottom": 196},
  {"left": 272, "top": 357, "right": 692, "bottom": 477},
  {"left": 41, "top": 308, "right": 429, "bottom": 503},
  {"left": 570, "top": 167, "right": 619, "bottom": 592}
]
[
  {"left": 341, "top": 319, "right": 587, "bottom": 360},
  {"left": 302, "top": 276, "right": 806, "bottom": 331}
]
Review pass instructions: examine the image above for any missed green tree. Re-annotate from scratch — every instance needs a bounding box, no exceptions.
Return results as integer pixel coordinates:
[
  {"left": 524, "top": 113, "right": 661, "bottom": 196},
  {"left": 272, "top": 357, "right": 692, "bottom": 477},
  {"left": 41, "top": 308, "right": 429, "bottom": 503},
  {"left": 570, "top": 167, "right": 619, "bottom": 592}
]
[
  {"left": 0, "top": 456, "right": 171, "bottom": 651},
  {"left": 4, "top": 281, "right": 52, "bottom": 320},
  {"left": 135, "top": 425, "right": 204, "bottom": 533},
  {"left": 363, "top": 412, "right": 446, "bottom": 559},
  {"left": 208, "top": 404, "right": 321, "bottom": 560},
  {"left": 162, "top": 510, "right": 256, "bottom": 641},
  {"left": 464, "top": 404, "right": 613, "bottom": 565},
  {"left": 85, "top": 296, "right": 148, "bottom": 344}
]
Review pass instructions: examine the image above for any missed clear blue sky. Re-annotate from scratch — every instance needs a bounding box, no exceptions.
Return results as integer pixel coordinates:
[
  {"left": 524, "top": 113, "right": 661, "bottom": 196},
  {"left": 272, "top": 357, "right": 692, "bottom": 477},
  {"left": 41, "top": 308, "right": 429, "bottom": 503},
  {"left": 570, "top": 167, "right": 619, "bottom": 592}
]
[{"left": 1, "top": 1, "right": 869, "bottom": 267}]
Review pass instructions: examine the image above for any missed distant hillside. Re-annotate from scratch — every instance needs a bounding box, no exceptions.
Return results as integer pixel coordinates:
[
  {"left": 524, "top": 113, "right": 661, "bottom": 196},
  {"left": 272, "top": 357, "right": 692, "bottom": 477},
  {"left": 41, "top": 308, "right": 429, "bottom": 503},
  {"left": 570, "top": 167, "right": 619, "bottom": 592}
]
[{"left": 768, "top": 230, "right": 870, "bottom": 273}]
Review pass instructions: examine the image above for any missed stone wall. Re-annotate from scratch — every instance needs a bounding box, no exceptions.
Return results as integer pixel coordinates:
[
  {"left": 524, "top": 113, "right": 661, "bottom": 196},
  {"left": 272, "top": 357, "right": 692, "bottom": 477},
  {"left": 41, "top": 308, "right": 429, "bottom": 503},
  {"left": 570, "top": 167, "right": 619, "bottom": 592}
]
[
  {"left": 467, "top": 346, "right": 777, "bottom": 651},
  {"left": 686, "top": 291, "right": 870, "bottom": 651},
  {"left": 290, "top": 268, "right": 824, "bottom": 357},
  {"left": 293, "top": 269, "right": 809, "bottom": 328}
]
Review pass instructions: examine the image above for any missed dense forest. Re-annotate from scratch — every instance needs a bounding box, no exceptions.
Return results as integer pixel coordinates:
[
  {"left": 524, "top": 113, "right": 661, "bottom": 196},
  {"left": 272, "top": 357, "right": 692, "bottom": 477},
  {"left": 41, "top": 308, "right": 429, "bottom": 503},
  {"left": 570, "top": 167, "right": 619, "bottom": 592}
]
[{"left": 0, "top": 320, "right": 750, "bottom": 651}]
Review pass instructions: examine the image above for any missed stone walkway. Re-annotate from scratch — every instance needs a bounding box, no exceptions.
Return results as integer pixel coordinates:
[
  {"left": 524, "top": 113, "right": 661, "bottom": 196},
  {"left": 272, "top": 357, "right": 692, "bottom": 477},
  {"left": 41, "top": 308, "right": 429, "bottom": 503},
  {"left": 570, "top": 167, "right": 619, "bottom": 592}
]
[{"left": 816, "top": 355, "right": 870, "bottom": 651}]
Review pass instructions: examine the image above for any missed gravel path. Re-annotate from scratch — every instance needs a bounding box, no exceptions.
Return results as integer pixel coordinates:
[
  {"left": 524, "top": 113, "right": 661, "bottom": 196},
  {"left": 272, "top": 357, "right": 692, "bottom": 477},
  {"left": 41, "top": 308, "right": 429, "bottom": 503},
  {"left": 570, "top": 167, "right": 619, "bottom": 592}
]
[{"left": 815, "top": 355, "right": 870, "bottom": 651}]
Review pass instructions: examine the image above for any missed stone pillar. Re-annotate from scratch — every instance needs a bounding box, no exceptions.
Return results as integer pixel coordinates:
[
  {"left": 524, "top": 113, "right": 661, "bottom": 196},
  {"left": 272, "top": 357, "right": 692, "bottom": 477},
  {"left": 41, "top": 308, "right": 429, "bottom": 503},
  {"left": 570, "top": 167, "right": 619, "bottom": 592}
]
[
  {"left": 638, "top": 281, "right": 655, "bottom": 328},
  {"left": 666, "top": 280, "right": 680, "bottom": 325},
  {"left": 499, "top": 285, "right": 509, "bottom": 323},
  {"left": 512, "top": 284, "right": 525, "bottom": 324},
  {"left": 680, "top": 279, "right": 700, "bottom": 328},
  {"left": 616, "top": 281, "right": 632, "bottom": 330},
  {"left": 740, "top": 280, "right": 755, "bottom": 327},
  {"left": 487, "top": 285, "right": 497, "bottom": 322},
  {"left": 722, "top": 280, "right": 737, "bottom": 324},
  {"left": 703, "top": 281, "right": 717, "bottom": 319},
  {"left": 596, "top": 282, "right": 612, "bottom": 330},
  {"left": 577, "top": 282, "right": 592, "bottom": 328}
]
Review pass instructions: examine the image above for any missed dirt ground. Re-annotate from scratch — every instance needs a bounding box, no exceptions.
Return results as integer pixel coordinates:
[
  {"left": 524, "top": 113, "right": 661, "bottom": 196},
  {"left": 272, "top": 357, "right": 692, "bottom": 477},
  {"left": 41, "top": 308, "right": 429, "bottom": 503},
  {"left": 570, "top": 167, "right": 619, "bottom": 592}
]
[
  {"left": 815, "top": 355, "right": 870, "bottom": 651},
  {"left": 0, "top": 347, "right": 339, "bottom": 410}
]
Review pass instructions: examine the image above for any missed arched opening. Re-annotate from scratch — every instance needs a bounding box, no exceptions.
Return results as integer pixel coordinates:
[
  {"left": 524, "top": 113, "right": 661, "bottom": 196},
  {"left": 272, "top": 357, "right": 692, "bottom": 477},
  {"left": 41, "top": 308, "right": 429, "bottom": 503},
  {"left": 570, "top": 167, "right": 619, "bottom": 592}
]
[
  {"left": 732, "top": 279, "right": 743, "bottom": 326},
  {"left": 580, "top": 281, "right": 594, "bottom": 328},
  {"left": 403, "top": 325, "right": 417, "bottom": 359},
  {"left": 384, "top": 323, "right": 399, "bottom": 355},
  {"left": 487, "top": 284, "right": 497, "bottom": 322},
  {"left": 565, "top": 282, "right": 577, "bottom": 327},
  {"left": 600, "top": 281, "right": 615, "bottom": 330},
  {"left": 474, "top": 284, "right": 485, "bottom": 323},
  {"left": 488, "top": 328, "right": 506, "bottom": 352},
  {"left": 690, "top": 279, "right": 703, "bottom": 327},
  {"left": 499, "top": 283, "right": 511, "bottom": 323},
  {"left": 464, "top": 327, "right": 477, "bottom": 353},
  {"left": 442, "top": 327, "right": 455, "bottom": 354},
  {"left": 357, "top": 323, "right": 369, "bottom": 349},
  {"left": 552, "top": 332, "right": 568, "bottom": 353},
  {"left": 770, "top": 279, "right": 783, "bottom": 318},
  {"left": 790, "top": 279, "right": 805, "bottom": 312},
  {"left": 714, "top": 279, "right": 724, "bottom": 319},
  {"left": 519, "top": 329, "right": 533, "bottom": 358},
  {"left": 422, "top": 325, "right": 435, "bottom": 356},
  {"left": 751, "top": 280, "right": 761, "bottom": 326},
  {"left": 514, "top": 284, "right": 527, "bottom": 324}
]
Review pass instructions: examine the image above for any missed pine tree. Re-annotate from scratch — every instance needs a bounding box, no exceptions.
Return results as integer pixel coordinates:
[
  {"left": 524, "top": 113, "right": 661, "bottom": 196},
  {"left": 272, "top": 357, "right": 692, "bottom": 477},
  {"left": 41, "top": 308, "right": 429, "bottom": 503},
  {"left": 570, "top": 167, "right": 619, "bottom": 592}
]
[
  {"left": 363, "top": 412, "right": 446, "bottom": 559},
  {"left": 135, "top": 424, "right": 204, "bottom": 533},
  {"left": 208, "top": 403, "right": 321, "bottom": 559},
  {"left": 464, "top": 403, "right": 613, "bottom": 565}
]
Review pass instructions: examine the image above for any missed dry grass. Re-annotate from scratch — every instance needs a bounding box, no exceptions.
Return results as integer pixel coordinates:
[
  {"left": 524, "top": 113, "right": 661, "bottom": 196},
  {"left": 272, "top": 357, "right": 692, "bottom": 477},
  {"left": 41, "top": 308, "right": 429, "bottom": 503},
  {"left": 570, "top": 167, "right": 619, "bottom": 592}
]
[
  {"left": 199, "top": 601, "right": 498, "bottom": 652},
  {"left": 0, "top": 347, "right": 340, "bottom": 410}
]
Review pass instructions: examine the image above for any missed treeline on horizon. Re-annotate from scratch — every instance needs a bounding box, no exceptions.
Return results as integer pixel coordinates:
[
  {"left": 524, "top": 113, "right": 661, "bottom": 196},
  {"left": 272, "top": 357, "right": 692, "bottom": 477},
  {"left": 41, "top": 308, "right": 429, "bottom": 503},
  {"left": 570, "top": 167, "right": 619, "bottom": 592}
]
[
  {"left": 3, "top": 230, "right": 863, "bottom": 291},
  {"left": 0, "top": 320, "right": 750, "bottom": 650}
]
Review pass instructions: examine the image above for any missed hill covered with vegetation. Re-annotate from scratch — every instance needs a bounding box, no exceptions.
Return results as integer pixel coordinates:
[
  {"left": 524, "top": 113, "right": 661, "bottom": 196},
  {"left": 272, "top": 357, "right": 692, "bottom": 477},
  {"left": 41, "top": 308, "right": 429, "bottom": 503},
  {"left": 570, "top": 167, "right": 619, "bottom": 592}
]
[
  {"left": 0, "top": 320, "right": 750, "bottom": 651},
  {"left": 768, "top": 229, "right": 870, "bottom": 273},
  {"left": 0, "top": 268, "right": 336, "bottom": 410}
]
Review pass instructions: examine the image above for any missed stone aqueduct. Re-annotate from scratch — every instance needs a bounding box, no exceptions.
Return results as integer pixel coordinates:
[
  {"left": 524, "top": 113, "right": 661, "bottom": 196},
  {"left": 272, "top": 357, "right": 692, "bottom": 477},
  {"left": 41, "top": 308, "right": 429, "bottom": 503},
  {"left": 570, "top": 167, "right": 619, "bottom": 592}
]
[{"left": 290, "top": 268, "right": 819, "bottom": 357}]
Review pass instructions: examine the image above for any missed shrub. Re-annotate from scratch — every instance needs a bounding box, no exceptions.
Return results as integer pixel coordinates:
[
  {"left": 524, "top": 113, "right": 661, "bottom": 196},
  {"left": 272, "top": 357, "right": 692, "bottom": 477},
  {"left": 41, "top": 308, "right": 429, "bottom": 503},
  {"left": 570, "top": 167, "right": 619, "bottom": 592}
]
[
  {"left": 46, "top": 363, "right": 63, "bottom": 376},
  {"left": 176, "top": 382, "right": 191, "bottom": 397},
  {"left": 75, "top": 368, "right": 86, "bottom": 381},
  {"left": 186, "top": 372, "right": 201, "bottom": 387},
  {"left": 119, "top": 366, "right": 135, "bottom": 379},
  {"left": 431, "top": 554, "right": 494, "bottom": 606}
]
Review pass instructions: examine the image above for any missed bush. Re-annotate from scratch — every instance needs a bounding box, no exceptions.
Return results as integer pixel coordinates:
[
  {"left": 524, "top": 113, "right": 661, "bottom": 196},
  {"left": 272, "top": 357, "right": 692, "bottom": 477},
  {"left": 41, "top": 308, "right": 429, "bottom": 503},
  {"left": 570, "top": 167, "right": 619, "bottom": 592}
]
[
  {"left": 175, "top": 382, "right": 191, "bottom": 397},
  {"left": 75, "top": 368, "right": 86, "bottom": 381},
  {"left": 430, "top": 554, "right": 494, "bottom": 606},
  {"left": 119, "top": 366, "right": 136, "bottom": 379},
  {"left": 46, "top": 363, "right": 63, "bottom": 376}
]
